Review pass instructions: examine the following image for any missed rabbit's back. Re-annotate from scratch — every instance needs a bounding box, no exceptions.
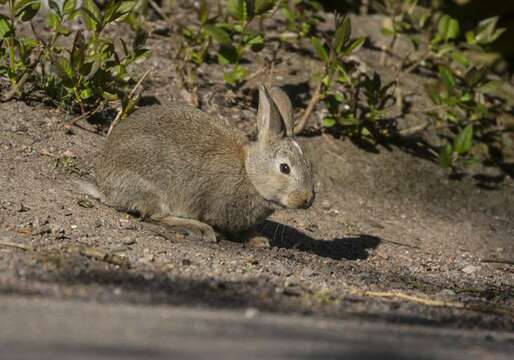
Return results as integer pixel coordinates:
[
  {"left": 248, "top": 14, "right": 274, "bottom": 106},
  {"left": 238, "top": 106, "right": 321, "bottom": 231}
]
[{"left": 96, "top": 102, "right": 272, "bottom": 232}]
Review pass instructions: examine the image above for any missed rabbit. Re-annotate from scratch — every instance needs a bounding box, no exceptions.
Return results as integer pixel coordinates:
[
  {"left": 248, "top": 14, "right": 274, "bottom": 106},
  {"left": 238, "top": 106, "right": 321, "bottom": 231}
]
[{"left": 94, "top": 84, "right": 315, "bottom": 245}]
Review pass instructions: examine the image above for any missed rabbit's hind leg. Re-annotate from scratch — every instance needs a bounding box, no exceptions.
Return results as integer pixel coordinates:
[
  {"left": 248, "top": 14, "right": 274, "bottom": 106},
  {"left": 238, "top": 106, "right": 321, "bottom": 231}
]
[
  {"left": 228, "top": 229, "right": 271, "bottom": 249},
  {"left": 151, "top": 215, "right": 218, "bottom": 243}
]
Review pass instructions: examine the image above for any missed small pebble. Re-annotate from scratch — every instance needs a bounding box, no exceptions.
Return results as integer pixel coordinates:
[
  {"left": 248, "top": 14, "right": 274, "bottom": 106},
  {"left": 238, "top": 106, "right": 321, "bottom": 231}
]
[
  {"left": 321, "top": 200, "right": 331, "bottom": 210},
  {"left": 461, "top": 264, "right": 479, "bottom": 274},
  {"left": 438, "top": 289, "right": 456, "bottom": 297},
  {"left": 245, "top": 307, "right": 259, "bottom": 319}
]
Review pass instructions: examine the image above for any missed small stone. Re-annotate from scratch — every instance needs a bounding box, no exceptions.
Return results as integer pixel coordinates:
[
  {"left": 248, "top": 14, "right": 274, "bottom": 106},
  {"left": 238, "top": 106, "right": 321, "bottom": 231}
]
[
  {"left": 300, "top": 267, "right": 316, "bottom": 278},
  {"left": 438, "top": 289, "right": 456, "bottom": 297},
  {"left": 137, "top": 253, "right": 154, "bottom": 264},
  {"left": 62, "top": 150, "right": 76, "bottom": 158},
  {"left": 182, "top": 258, "right": 192, "bottom": 266},
  {"left": 271, "top": 261, "right": 291, "bottom": 276},
  {"left": 461, "top": 265, "right": 479, "bottom": 274},
  {"left": 245, "top": 307, "right": 259, "bottom": 319},
  {"left": 143, "top": 272, "right": 154, "bottom": 281},
  {"left": 321, "top": 200, "right": 331, "bottom": 210}
]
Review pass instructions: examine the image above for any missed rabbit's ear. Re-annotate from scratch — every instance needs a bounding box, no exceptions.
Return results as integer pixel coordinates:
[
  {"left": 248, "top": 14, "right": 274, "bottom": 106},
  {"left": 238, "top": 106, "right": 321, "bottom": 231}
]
[
  {"left": 257, "top": 84, "right": 285, "bottom": 141},
  {"left": 270, "top": 87, "right": 294, "bottom": 137}
]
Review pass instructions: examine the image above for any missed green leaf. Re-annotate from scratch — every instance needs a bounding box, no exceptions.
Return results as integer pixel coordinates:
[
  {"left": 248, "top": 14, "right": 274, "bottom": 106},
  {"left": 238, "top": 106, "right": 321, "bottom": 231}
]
[
  {"left": 474, "top": 17, "right": 505, "bottom": 45},
  {"left": 254, "top": 0, "right": 276, "bottom": 16},
  {"left": 439, "top": 66, "right": 456, "bottom": 92},
  {"left": 381, "top": 26, "right": 395, "bottom": 36},
  {"left": 70, "top": 31, "right": 86, "bottom": 71},
  {"left": 218, "top": 45, "right": 239, "bottom": 64},
  {"left": 80, "top": 88, "right": 92, "bottom": 99},
  {"left": 334, "top": 15, "right": 351, "bottom": 53},
  {"left": 226, "top": 0, "right": 248, "bottom": 22},
  {"left": 48, "top": 0, "right": 62, "bottom": 17},
  {"left": 339, "top": 115, "right": 359, "bottom": 126},
  {"left": 198, "top": 0, "right": 208, "bottom": 24},
  {"left": 46, "top": 12, "right": 71, "bottom": 35},
  {"left": 437, "top": 15, "right": 459, "bottom": 42},
  {"left": 104, "top": 0, "right": 135, "bottom": 23},
  {"left": 451, "top": 51, "right": 470, "bottom": 67},
  {"left": 311, "top": 37, "right": 328, "bottom": 62},
  {"left": 52, "top": 56, "right": 74, "bottom": 86},
  {"left": 439, "top": 143, "right": 453, "bottom": 168},
  {"left": 224, "top": 65, "right": 247, "bottom": 84},
  {"left": 344, "top": 36, "right": 365, "bottom": 55},
  {"left": 15, "top": 0, "right": 41, "bottom": 22},
  {"left": 464, "top": 66, "right": 488, "bottom": 88},
  {"left": 133, "top": 28, "right": 148, "bottom": 50},
  {"left": 203, "top": 24, "right": 231, "bottom": 45},
  {"left": 322, "top": 117, "right": 336, "bottom": 127},
  {"left": 0, "top": 14, "right": 13, "bottom": 39},
  {"left": 63, "top": 0, "right": 77, "bottom": 15},
  {"left": 453, "top": 124, "right": 473, "bottom": 155},
  {"left": 81, "top": 0, "right": 102, "bottom": 31}
]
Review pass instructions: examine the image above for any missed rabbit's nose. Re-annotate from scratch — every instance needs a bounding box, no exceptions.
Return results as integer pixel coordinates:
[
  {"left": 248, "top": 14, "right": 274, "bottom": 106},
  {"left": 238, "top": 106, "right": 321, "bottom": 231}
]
[
  {"left": 300, "top": 191, "right": 315, "bottom": 209},
  {"left": 288, "top": 190, "right": 315, "bottom": 209}
]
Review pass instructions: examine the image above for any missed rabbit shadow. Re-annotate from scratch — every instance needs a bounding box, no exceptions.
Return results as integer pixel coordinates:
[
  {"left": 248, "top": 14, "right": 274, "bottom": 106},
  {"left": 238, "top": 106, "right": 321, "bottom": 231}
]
[{"left": 259, "top": 220, "right": 381, "bottom": 260}]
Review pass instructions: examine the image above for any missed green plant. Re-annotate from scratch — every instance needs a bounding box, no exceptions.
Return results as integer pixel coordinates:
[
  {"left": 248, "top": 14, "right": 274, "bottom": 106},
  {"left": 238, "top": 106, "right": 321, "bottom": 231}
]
[
  {"left": 175, "top": 0, "right": 228, "bottom": 103},
  {"left": 0, "top": 0, "right": 42, "bottom": 88},
  {"left": 217, "top": 0, "right": 279, "bottom": 84},
  {"left": 0, "top": 0, "right": 150, "bottom": 119},
  {"left": 424, "top": 16, "right": 505, "bottom": 169},
  {"left": 176, "top": 0, "right": 279, "bottom": 87},
  {"left": 297, "top": 14, "right": 397, "bottom": 140},
  {"left": 281, "top": 0, "right": 322, "bottom": 39},
  {"left": 425, "top": 64, "right": 504, "bottom": 169},
  {"left": 376, "top": 1, "right": 507, "bottom": 169},
  {"left": 42, "top": 0, "right": 150, "bottom": 114}
]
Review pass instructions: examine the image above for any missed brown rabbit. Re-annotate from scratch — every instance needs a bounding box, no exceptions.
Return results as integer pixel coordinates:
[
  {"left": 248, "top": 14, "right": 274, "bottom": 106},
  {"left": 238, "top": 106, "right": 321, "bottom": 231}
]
[{"left": 94, "top": 85, "right": 314, "bottom": 244}]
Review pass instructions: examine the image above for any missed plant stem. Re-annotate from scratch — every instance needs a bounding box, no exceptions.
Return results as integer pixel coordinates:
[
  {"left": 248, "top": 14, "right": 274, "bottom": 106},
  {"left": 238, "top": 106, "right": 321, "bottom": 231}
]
[{"left": 294, "top": 80, "right": 322, "bottom": 135}]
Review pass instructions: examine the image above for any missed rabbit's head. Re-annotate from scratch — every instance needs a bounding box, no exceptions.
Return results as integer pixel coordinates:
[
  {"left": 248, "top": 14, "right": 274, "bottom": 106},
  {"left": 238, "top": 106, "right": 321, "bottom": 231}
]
[{"left": 246, "top": 85, "right": 315, "bottom": 209}]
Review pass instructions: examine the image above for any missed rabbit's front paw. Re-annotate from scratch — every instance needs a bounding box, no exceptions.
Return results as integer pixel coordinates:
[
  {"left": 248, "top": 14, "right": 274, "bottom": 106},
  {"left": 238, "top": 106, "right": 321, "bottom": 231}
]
[
  {"left": 247, "top": 235, "right": 271, "bottom": 249},
  {"left": 198, "top": 223, "right": 218, "bottom": 243},
  {"left": 153, "top": 215, "right": 218, "bottom": 243}
]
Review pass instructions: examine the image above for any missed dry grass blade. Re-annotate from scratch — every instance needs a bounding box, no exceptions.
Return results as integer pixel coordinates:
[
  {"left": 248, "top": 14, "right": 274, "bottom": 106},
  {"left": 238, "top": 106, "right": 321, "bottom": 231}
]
[
  {"left": 0, "top": 240, "right": 32, "bottom": 251},
  {"left": 108, "top": 67, "right": 154, "bottom": 136},
  {"left": 347, "top": 288, "right": 514, "bottom": 318},
  {"left": 79, "top": 246, "right": 131, "bottom": 269},
  {"left": 481, "top": 258, "right": 514, "bottom": 266},
  {"left": 149, "top": 0, "right": 168, "bottom": 20}
]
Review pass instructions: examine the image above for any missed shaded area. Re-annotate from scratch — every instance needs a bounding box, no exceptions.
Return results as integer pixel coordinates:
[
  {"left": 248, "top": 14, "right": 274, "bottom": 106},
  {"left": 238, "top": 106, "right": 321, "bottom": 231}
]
[
  {"left": 261, "top": 220, "right": 381, "bottom": 260},
  {"left": 1, "top": 295, "right": 513, "bottom": 360}
]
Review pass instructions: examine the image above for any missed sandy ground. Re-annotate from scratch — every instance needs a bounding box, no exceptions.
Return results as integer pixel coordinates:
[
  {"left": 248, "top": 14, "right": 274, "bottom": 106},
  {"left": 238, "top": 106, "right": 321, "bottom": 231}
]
[{"left": 0, "top": 6, "right": 513, "bottom": 358}]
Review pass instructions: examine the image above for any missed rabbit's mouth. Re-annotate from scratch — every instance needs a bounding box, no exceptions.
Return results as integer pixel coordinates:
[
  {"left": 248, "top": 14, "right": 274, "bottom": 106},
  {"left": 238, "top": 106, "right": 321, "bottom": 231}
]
[{"left": 267, "top": 198, "right": 287, "bottom": 210}]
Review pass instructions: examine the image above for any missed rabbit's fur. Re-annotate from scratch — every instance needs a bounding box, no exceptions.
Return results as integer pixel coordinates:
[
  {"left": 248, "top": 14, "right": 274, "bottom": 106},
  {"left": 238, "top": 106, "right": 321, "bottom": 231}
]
[{"left": 95, "top": 85, "right": 314, "bottom": 242}]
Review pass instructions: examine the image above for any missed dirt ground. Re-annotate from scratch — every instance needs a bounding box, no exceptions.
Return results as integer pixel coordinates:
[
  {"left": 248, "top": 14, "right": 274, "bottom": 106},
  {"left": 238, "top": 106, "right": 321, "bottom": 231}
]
[{"left": 0, "top": 6, "right": 513, "bottom": 341}]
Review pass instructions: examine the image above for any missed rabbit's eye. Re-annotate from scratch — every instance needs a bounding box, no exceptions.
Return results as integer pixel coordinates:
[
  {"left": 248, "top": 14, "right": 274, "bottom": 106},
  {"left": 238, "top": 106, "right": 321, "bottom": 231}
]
[{"left": 280, "top": 163, "right": 291, "bottom": 175}]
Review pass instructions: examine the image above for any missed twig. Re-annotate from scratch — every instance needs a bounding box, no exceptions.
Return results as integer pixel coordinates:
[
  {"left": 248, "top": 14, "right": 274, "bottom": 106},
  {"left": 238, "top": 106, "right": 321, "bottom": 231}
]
[
  {"left": 68, "top": 103, "right": 104, "bottom": 127},
  {"left": 294, "top": 81, "right": 322, "bottom": 135},
  {"left": 399, "top": 51, "right": 432, "bottom": 79},
  {"left": 149, "top": 0, "right": 168, "bottom": 20},
  {"left": 348, "top": 288, "right": 514, "bottom": 318},
  {"left": 481, "top": 258, "right": 514, "bottom": 266},
  {"left": 108, "top": 67, "right": 154, "bottom": 136},
  {"left": 0, "top": 240, "right": 32, "bottom": 251}
]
